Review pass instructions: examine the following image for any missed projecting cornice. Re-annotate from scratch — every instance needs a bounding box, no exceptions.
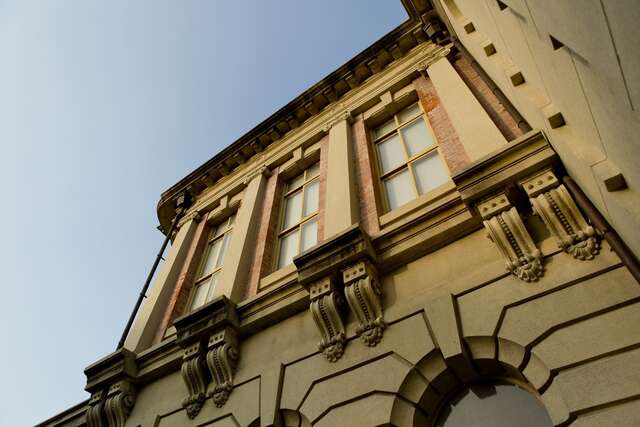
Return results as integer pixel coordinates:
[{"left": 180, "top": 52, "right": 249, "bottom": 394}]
[{"left": 156, "top": 0, "right": 448, "bottom": 233}]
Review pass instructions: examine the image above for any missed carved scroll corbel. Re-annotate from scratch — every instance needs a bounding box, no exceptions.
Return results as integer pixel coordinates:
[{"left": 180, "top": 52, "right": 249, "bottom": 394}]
[
  {"left": 521, "top": 170, "right": 599, "bottom": 260},
  {"left": 342, "top": 260, "right": 385, "bottom": 346},
  {"left": 477, "top": 193, "right": 543, "bottom": 282},
  {"left": 309, "top": 277, "right": 347, "bottom": 362},
  {"left": 181, "top": 341, "right": 209, "bottom": 419},
  {"left": 86, "top": 391, "right": 106, "bottom": 427},
  {"left": 104, "top": 380, "right": 136, "bottom": 427},
  {"left": 206, "top": 327, "right": 239, "bottom": 407}
]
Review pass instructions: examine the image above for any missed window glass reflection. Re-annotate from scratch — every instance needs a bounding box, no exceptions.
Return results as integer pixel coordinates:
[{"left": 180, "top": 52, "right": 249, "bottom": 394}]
[{"left": 437, "top": 383, "right": 553, "bottom": 427}]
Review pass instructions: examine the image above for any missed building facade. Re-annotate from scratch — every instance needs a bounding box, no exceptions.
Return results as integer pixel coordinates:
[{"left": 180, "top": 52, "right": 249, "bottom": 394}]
[{"left": 39, "top": 1, "right": 640, "bottom": 426}]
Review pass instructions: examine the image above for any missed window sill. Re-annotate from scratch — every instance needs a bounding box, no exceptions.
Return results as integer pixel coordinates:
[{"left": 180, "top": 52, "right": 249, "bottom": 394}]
[
  {"left": 378, "top": 180, "right": 457, "bottom": 229},
  {"left": 258, "top": 263, "right": 297, "bottom": 292}
]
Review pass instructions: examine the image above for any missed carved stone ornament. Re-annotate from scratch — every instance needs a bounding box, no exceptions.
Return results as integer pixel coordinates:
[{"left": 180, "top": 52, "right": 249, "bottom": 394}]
[
  {"left": 104, "top": 380, "right": 137, "bottom": 427},
  {"left": 342, "top": 261, "right": 385, "bottom": 346},
  {"left": 84, "top": 349, "right": 137, "bottom": 427},
  {"left": 86, "top": 390, "right": 106, "bottom": 427},
  {"left": 521, "top": 170, "right": 599, "bottom": 260},
  {"left": 206, "top": 327, "right": 239, "bottom": 407},
  {"left": 181, "top": 341, "right": 209, "bottom": 419},
  {"left": 309, "top": 277, "right": 347, "bottom": 362},
  {"left": 477, "top": 193, "right": 543, "bottom": 282}
]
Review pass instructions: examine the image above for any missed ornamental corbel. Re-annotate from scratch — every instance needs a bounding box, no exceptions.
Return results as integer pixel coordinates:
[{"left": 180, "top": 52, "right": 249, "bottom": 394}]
[
  {"left": 104, "top": 380, "right": 136, "bottom": 427},
  {"left": 86, "top": 390, "right": 106, "bottom": 427},
  {"left": 477, "top": 192, "right": 543, "bottom": 282},
  {"left": 206, "top": 326, "right": 239, "bottom": 407},
  {"left": 180, "top": 341, "right": 209, "bottom": 419},
  {"left": 342, "top": 260, "right": 385, "bottom": 346},
  {"left": 521, "top": 170, "right": 599, "bottom": 260},
  {"left": 309, "top": 277, "right": 347, "bottom": 362}
]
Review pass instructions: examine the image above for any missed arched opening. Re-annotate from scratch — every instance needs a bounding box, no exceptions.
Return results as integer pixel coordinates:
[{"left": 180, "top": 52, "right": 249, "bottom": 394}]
[{"left": 436, "top": 381, "right": 553, "bottom": 427}]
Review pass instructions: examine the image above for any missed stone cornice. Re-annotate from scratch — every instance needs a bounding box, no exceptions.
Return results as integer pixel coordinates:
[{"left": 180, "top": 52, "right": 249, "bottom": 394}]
[{"left": 157, "top": 8, "right": 449, "bottom": 232}]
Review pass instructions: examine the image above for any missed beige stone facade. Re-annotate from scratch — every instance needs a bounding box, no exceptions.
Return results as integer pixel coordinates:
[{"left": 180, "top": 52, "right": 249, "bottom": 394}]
[{"left": 39, "top": 1, "right": 640, "bottom": 426}]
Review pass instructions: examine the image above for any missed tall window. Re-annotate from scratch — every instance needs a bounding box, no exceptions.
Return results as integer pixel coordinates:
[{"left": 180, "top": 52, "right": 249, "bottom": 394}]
[
  {"left": 276, "top": 163, "right": 320, "bottom": 269},
  {"left": 188, "top": 215, "right": 235, "bottom": 311},
  {"left": 372, "top": 102, "right": 449, "bottom": 211}
]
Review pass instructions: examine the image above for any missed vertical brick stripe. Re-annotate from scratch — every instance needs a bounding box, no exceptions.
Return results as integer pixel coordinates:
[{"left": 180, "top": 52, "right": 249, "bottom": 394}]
[
  {"left": 153, "top": 218, "right": 207, "bottom": 343},
  {"left": 245, "top": 167, "right": 283, "bottom": 298},
  {"left": 352, "top": 115, "right": 380, "bottom": 235},
  {"left": 452, "top": 56, "right": 523, "bottom": 141},
  {"left": 414, "top": 76, "right": 471, "bottom": 175},
  {"left": 317, "top": 135, "right": 329, "bottom": 241}
]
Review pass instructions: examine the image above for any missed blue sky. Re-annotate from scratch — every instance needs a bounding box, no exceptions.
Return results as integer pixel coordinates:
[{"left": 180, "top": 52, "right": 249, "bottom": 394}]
[{"left": 0, "top": 1, "right": 407, "bottom": 425}]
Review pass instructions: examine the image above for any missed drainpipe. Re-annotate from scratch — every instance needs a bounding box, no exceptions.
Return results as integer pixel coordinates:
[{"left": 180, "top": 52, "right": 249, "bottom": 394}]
[
  {"left": 116, "top": 194, "right": 189, "bottom": 350},
  {"left": 563, "top": 176, "right": 640, "bottom": 284}
]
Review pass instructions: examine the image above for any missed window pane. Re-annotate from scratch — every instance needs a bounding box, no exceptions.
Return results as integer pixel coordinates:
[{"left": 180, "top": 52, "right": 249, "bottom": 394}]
[
  {"left": 199, "top": 238, "right": 222, "bottom": 277},
  {"left": 205, "top": 272, "right": 219, "bottom": 302},
  {"left": 377, "top": 133, "right": 405, "bottom": 174},
  {"left": 278, "top": 230, "right": 299, "bottom": 269},
  {"left": 398, "top": 103, "right": 421, "bottom": 124},
  {"left": 437, "top": 384, "right": 553, "bottom": 427},
  {"left": 412, "top": 151, "right": 449, "bottom": 195},
  {"left": 189, "top": 281, "right": 209, "bottom": 311},
  {"left": 286, "top": 173, "right": 305, "bottom": 193},
  {"left": 384, "top": 169, "right": 415, "bottom": 210},
  {"left": 283, "top": 191, "right": 303, "bottom": 229},
  {"left": 215, "top": 232, "right": 231, "bottom": 268},
  {"left": 300, "top": 219, "right": 318, "bottom": 252},
  {"left": 401, "top": 118, "right": 433, "bottom": 157},
  {"left": 306, "top": 162, "right": 320, "bottom": 180},
  {"left": 373, "top": 118, "right": 396, "bottom": 140},
  {"left": 303, "top": 180, "right": 319, "bottom": 217}
]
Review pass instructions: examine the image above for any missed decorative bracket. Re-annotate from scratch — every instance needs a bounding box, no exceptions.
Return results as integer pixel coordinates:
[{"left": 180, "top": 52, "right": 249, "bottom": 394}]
[
  {"left": 342, "top": 260, "right": 385, "bottom": 346},
  {"left": 206, "top": 327, "right": 239, "bottom": 407},
  {"left": 180, "top": 342, "right": 209, "bottom": 419},
  {"left": 477, "top": 193, "right": 543, "bottom": 282},
  {"left": 174, "top": 295, "right": 240, "bottom": 416},
  {"left": 309, "top": 277, "right": 347, "bottom": 362},
  {"left": 521, "top": 170, "right": 599, "bottom": 260},
  {"left": 86, "top": 390, "right": 106, "bottom": 427},
  {"left": 104, "top": 380, "right": 137, "bottom": 427},
  {"left": 84, "top": 349, "right": 137, "bottom": 427}
]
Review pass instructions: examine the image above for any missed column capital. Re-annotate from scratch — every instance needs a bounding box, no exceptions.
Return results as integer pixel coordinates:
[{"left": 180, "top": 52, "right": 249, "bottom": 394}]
[{"left": 322, "top": 105, "right": 353, "bottom": 133}]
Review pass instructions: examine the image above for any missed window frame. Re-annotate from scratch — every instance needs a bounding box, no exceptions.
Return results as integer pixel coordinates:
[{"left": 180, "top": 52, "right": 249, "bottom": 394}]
[
  {"left": 370, "top": 101, "right": 450, "bottom": 213},
  {"left": 274, "top": 162, "right": 320, "bottom": 270},
  {"left": 186, "top": 214, "right": 235, "bottom": 311}
]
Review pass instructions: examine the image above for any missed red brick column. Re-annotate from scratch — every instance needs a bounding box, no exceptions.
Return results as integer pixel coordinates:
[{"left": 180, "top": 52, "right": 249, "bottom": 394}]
[
  {"left": 414, "top": 76, "right": 471, "bottom": 175},
  {"left": 245, "top": 167, "right": 284, "bottom": 298},
  {"left": 317, "top": 135, "right": 329, "bottom": 240},
  {"left": 452, "top": 56, "right": 523, "bottom": 141},
  {"left": 152, "top": 218, "right": 208, "bottom": 344},
  {"left": 352, "top": 115, "right": 381, "bottom": 235}
]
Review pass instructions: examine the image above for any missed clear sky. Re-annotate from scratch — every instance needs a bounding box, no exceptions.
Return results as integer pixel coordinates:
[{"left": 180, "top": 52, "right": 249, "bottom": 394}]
[{"left": 0, "top": 1, "right": 407, "bottom": 425}]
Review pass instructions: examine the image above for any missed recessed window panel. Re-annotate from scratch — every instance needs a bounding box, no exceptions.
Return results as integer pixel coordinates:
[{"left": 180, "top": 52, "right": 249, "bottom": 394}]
[
  {"left": 283, "top": 191, "right": 303, "bottom": 229},
  {"left": 278, "top": 230, "right": 299, "bottom": 269},
  {"left": 401, "top": 118, "right": 433, "bottom": 157},
  {"left": 303, "top": 180, "right": 319, "bottom": 217},
  {"left": 373, "top": 118, "right": 396, "bottom": 140},
  {"left": 287, "top": 173, "right": 305, "bottom": 193},
  {"left": 384, "top": 169, "right": 414, "bottom": 210},
  {"left": 306, "top": 162, "right": 320, "bottom": 180},
  {"left": 189, "top": 281, "right": 209, "bottom": 311},
  {"left": 398, "top": 102, "right": 421, "bottom": 124},
  {"left": 300, "top": 219, "right": 318, "bottom": 252},
  {"left": 200, "top": 239, "right": 221, "bottom": 277},
  {"left": 437, "top": 383, "right": 553, "bottom": 427},
  {"left": 215, "top": 233, "right": 231, "bottom": 268},
  {"left": 205, "top": 272, "right": 219, "bottom": 301},
  {"left": 412, "top": 151, "right": 448, "bottom": 195},
  {"left": 377, "top": 133, "right": 405, "bottom": 174}
]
